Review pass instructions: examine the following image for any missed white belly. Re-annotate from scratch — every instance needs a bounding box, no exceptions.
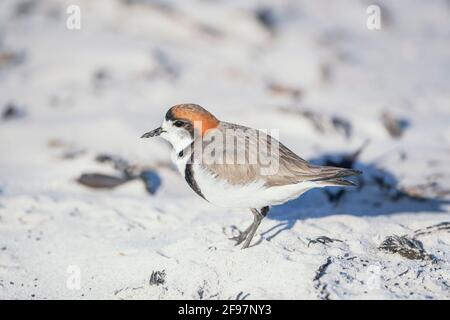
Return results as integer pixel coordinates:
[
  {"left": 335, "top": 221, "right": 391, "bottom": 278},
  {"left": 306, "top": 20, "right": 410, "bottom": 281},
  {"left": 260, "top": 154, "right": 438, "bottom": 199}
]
[{"left": 190, "top": 164, "right": 322, "bottom": 209}]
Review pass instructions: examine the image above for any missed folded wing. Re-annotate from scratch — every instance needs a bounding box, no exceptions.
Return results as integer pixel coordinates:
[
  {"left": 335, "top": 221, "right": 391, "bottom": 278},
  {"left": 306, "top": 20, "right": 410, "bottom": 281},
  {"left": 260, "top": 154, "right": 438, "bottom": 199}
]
[{"left": 198, "top": 122, "right": 362, "bottom": 187}]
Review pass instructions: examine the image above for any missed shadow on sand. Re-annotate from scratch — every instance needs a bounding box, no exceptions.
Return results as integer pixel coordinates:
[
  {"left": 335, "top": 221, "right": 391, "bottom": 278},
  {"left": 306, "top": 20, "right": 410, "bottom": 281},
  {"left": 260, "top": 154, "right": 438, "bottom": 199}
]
[{"left": 261, "top": 152, "right": 450, "bottom": 242}]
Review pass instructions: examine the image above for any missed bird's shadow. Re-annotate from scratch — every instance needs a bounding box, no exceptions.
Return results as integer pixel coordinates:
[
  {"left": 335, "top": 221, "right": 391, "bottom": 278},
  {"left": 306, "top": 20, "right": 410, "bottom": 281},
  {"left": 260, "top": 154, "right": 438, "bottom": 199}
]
[{"left": 261, "top": 152, "right": 450, "bottom": 242}]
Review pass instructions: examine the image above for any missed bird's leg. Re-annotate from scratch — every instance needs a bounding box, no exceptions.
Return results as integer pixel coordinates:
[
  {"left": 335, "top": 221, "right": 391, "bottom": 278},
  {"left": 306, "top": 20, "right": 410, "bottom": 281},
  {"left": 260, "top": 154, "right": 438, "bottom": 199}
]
[
  {"left": 241, "top": 206, "right": 269, "bottom": 249},
  {"left": 230, "top": 222, "right": 254, "bottom": 246}
]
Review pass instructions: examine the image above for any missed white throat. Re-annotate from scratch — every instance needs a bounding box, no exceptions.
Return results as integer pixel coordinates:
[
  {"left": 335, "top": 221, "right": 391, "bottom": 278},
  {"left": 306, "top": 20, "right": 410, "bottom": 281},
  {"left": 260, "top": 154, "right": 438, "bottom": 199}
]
[
  {"left": 166, "top": 135, "right": 193, "bottom": 155},
  {"left": 160, "top": 119, "right": 195, "bottom": 155},
  {"left": 160, "top": 128, "right": 194, "bottom": 177}
]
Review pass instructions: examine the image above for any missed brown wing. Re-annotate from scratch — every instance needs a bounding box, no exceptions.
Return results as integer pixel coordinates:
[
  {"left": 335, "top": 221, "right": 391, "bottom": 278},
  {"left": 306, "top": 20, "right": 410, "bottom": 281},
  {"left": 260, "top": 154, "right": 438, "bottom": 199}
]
[{"left": 196, "top": 122, "right": 361, "bottom": 187}]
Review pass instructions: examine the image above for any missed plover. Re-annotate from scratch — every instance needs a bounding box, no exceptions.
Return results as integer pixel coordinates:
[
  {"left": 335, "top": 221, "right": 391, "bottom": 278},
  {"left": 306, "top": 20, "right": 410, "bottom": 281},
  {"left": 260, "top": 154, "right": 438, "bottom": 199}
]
[{"left": 142, "top": 104, "right": 361, "bottom": 249}]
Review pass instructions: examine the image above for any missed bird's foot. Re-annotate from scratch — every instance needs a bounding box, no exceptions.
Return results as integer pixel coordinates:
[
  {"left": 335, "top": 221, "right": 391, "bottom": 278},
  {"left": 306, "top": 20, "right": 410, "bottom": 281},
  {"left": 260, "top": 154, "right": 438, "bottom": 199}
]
[
  {"left": 230, "top": 232, "right": 249, "bottom": 246},
  {"left": 225, "top": 225, "right": 249, "bottom": 246},
  {"left": 307, "top": 236, "right": 343, "bottom": 247}
]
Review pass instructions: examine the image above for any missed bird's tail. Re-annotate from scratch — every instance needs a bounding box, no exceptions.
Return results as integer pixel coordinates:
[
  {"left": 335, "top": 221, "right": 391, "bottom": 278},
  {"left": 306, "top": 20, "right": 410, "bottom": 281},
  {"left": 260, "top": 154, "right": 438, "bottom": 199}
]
[
  {"left": 317, "top": 178, "right": 357, "bottom": 186},
  {"left": 312, "top": 167, "right": 362, "bottom": 187}
]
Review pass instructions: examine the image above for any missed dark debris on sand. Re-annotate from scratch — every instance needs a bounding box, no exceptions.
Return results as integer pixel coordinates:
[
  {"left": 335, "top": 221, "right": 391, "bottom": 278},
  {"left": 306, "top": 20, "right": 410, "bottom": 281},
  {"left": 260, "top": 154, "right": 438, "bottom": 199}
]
[
  {"left": 2, "top": 103, "right": 26, "bottom": 121},
  {"left": 313, "top": 257, "right": 333, "bottom": 300},
  {"left": 76, "top": 153, "right": 161, "bottom": 194},
  {"left": 308, "top": 236, "right": 343, "bottom": 247},
  {"left": 76, "top": 173, "right": 129, "bottom": 189},
  {"left": 254, "top": 6, "right": 278, "bottom": 34},
  {"left": 149, "top": 270, "right": 166, "bottom": 286},
  {"left": 414, "top": 222, "right": 450, "bottom": 238},
  {"left": 279, "top": 107, "right": 353, "bottom": 139},
  {"left": 379, "top": 235, "right": 434, "bottom": 261},
  {"left": 381, "top": 111, "right": 410, "bottom": 139},
  {"left": 378, "top": 222, "right": 450, "bottom": 261}
]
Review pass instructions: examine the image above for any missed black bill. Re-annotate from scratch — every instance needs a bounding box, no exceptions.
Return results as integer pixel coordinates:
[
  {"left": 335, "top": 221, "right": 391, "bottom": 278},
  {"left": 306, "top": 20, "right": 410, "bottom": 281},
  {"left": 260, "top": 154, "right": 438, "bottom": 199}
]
[{"left": 141, "top": 127, "right": 164, "bottom": 138}]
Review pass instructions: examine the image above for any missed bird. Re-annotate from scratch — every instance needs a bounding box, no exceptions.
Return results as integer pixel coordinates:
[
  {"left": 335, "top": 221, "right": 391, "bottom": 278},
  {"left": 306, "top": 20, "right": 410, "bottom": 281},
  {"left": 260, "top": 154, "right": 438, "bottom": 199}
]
[{"left": 141, "top": 104, "right": 362, "bottom": 249}]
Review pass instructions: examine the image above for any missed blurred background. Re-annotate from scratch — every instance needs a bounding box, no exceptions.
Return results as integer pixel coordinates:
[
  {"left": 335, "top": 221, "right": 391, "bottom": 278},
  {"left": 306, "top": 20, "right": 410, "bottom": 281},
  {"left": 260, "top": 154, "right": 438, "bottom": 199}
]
[
  {"left": 1, "top": 0, "right": 449, "bottom": 189},
  {"left": 1, "top": 0, "right": 449, "bottom": 192},
  {"left": 0, "top": 0, "right": 449, "bottom": 299}
]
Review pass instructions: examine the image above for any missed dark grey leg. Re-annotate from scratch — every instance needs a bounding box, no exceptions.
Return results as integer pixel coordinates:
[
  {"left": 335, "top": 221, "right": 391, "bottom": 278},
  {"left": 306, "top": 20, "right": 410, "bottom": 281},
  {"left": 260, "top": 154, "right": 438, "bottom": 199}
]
[{"left": 241, "top": 206, "right": 269, "bottom": 249}]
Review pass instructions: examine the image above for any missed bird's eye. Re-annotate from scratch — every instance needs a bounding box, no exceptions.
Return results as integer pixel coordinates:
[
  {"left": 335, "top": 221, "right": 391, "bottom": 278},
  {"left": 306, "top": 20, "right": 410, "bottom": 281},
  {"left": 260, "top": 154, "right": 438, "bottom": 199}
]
[{"left": 173, "top": 120, "right": 184, "bottom": 127}]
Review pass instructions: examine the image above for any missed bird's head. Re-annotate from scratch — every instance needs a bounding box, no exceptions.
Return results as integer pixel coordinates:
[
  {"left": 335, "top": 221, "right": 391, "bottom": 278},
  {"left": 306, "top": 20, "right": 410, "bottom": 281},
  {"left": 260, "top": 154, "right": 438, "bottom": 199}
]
[{"left": 141, "top": 104, "right": 219, "bottom": 151}]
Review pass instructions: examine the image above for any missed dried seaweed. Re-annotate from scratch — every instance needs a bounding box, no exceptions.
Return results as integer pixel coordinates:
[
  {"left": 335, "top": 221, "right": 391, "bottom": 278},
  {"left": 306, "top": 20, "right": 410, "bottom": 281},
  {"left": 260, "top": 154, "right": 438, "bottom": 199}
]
[
  {"left": 308, "top": 236, "right": 343, "bottom": 247},
  {"left": 313, "top": 257, "right": 333, "bottom": 300},
  {"left": 379, "top": 235, "right": 433, "bottom": 260},
  {"left": 414, "top": 222, "right": 450, "bottom": 238},
  {"left": 149, "top": 270, "right": 166, "bottom": 286},
  {"left": 235, "top": 291, "right": 250, "bottom": 300}
]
